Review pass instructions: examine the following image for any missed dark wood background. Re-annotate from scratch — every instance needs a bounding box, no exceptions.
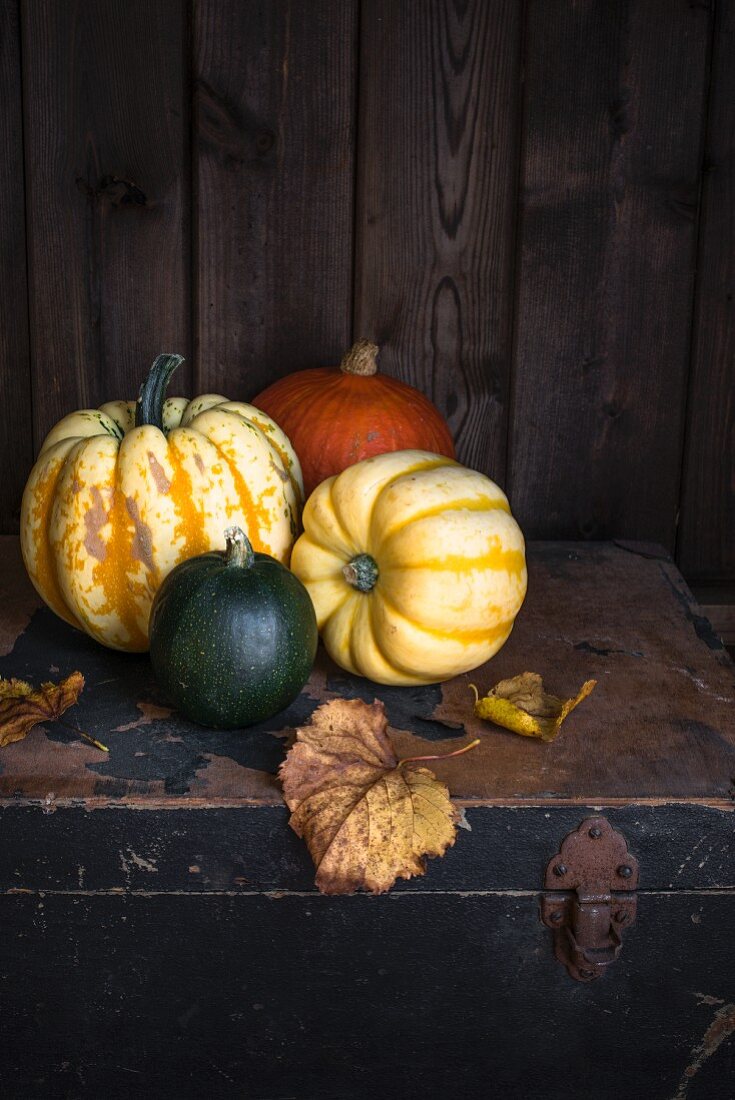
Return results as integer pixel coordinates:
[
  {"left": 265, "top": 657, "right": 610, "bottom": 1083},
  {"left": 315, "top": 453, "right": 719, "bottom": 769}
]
[{"left": 1, "top": 0, "right": 732, "bottom": 592}]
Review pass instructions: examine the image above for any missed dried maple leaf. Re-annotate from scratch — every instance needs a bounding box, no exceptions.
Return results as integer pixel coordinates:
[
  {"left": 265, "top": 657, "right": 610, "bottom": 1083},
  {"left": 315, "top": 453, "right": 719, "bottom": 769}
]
[
  {"left": 0, "top": 672, "right": 85, "bottom": 748},
  {"left": 471, "top": 672, "right": 596, "bottom": 742},
  {"left": 279, "top": 698, "right": 477, "bottom": 896}
]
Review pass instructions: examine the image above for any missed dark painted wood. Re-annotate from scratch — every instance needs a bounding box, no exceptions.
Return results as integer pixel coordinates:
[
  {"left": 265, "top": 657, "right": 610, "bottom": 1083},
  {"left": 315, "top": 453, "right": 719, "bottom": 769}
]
[
  {"left": 2, "top": 2, "right": 733, "bottom": 578},
  {"left": 0, "top": 0, "right": 32, "bottom": 532},
  {"left": 509, "top": 0, "right": 710, "bottom": 549},
  {"left": 0, "top": 538, "right": 733, "bottom": 806},
  {"left": 21, "top": 0, "right": 191, "bottom": 445},
  {"left": 354, "top": 0, "right": 521, "bottom": 480},
  {"left": 193, "top": 0, "right": 356, "bottom": 397},
  {"left": 1, "top": 536, "right": 734, "bottom": 1096},
  {"left": 0, "top": 891, "right": 733, "bottom": 1099},
  {"left": 693, "top": 583, "right": 735, "bottom": 647},
  {"left": 678, "top": 0, "right": 735, "bottom": 582},
  {"left": 0, "top": 2, "right": 732, "bottom": 579},
  {"left": 0, "top": 803, "right": 732, "bottom": 894}
]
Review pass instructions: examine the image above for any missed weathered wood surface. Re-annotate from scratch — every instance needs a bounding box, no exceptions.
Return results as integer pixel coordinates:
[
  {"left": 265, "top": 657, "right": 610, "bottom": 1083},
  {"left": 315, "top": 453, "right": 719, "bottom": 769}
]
[
  {"left": 0, "top": 803, "right": 731, "bottom": 894},
  {"left": 508, "top": 0, "right": 710, "bottom": 550},
  {"left": 2, "top": 3, "right": 733, "bottom": 591},
  {"left": 693, "top": 585, "right": 735, "bottom": 648},
  {"left": 0, "top": 0, "right": 32, "bottom": 532},
  {"left": 2, "top": 534, "right": 734, "bottom": 1098},
  {"left": 1, "top": 890, "right": 733, "bottom": 1099},
  {"left": 21, "top": 0, "right": 191, "bottom": 445},
  {"left": 193, "top": 0, "right": 356, "bottom": 398},
  {"left": 354, "top": 0, "right": 521, "bottom": 480},
  {"left": 679, "top": 0, "right": 735, "bottom": 581},
  {"left": 1, "top": 538, "right": 732, "bottom": 807}
]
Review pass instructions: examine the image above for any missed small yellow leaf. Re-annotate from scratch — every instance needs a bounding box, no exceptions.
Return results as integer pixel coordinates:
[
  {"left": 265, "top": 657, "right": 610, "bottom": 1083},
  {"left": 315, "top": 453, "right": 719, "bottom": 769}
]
[
  {"left": 0, "top": 672, "right": 85, "bottom": 748},
  {"left": 279, "top": 698, "right": 475, "bottom": 895},
  {"left": 471, "top": 672, "right": 596, "bottom": 742}
]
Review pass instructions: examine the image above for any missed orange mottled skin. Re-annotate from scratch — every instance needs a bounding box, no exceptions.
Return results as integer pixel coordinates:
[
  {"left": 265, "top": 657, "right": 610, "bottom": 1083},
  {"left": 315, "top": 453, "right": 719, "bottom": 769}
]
[{"left": 20, "top": 370, "right": 303, "bottom": 652}]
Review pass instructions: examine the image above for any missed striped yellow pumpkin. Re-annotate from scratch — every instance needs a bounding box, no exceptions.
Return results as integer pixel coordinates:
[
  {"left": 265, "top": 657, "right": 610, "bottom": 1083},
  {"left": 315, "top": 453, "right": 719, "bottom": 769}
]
[
  {"left": 21, "top": 354, "right": 303, "bottom": 652},
  {"left": 290, "top": 450, "right": 527, "bottom": 685}
]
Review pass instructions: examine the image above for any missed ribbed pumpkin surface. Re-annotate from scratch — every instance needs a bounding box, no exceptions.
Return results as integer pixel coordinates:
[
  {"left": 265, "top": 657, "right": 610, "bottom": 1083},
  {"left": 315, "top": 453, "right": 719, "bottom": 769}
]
[
  {"left": 21, "top": 387, "right": 303, "bottom": 652},
  {"left": 290, "top": 450, "right": 527, "bottom": 686}
]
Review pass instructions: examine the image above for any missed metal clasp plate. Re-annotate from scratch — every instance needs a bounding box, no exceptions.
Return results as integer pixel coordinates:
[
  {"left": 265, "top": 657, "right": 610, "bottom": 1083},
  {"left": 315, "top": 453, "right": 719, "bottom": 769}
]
[{"left": 540, "top": 816, "right": 638, "bottom": 982}]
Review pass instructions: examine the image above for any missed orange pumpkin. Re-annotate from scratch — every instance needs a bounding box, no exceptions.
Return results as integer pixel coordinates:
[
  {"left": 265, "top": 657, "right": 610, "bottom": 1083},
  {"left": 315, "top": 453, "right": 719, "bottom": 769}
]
[{"left": 253, "top": 340, "right": 455, "bottom": 497}]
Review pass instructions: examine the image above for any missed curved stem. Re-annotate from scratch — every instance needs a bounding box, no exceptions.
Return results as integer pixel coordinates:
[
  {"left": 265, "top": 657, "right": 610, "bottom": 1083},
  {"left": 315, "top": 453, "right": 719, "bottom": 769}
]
[
  {"left": 58, "top": 718, "right": 109, "bottom": 753},
  {"left": 224, "top": 526, "right": 255, "bottom": 569},
  {"left": 398, "top": 738, "right": 480, "bottom": 767},
  {"left": 135, "top": 353, "right": 185, "bottom": 430}
]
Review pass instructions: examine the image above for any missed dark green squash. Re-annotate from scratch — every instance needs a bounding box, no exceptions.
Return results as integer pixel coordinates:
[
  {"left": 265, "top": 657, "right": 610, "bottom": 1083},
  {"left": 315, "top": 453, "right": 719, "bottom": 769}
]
[{"left": 148, "top": 527, "right": 318, "bottom": 728}]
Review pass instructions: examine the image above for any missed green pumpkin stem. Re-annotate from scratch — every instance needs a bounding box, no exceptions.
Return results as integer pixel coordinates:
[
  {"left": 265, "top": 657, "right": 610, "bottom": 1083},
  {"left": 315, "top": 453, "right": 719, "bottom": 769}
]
[
  {"left": 224, "top": 526, "right": 255, "bottom": 569},
  {"left": 135, "top": 353, "right": 185, "bottom": 430},
  {"left": 343, "top": 553, "right": 379, "bottom": 592}
]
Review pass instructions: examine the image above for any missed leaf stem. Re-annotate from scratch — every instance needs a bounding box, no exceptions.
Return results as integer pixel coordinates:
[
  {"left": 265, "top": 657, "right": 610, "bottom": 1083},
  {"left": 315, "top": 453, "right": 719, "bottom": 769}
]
[
  {"left": 59, "top": 718, "right": 109, "bottom": 753},
  {"left": 398, "top": 737, "right": 480, "bottom": 766}
]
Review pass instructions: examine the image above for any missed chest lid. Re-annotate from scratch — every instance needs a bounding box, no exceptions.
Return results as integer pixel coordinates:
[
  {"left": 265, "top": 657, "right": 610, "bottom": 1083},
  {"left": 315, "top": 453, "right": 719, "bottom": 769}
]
[{"left": 0, "top": 538, "right": 733, "bottom": 809}]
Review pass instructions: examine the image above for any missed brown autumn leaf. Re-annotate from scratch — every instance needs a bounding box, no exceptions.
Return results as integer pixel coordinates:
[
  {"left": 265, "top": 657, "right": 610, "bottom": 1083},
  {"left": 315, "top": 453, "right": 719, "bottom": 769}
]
[
  {"left": 279, "top": 698, "right": 477, "bottom": 896},
  {"left": 0, "top": 671, "right": 85, "bottom": 748},
  {"left": 471, "top": 672, "right": 596, "bottom": 742}
]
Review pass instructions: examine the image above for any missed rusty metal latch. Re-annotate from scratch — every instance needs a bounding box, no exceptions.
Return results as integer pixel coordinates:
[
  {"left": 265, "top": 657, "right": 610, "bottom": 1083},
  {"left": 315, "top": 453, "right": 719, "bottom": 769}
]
[{"left": 540, "top": 816, "right": 638, "bottom": 982}]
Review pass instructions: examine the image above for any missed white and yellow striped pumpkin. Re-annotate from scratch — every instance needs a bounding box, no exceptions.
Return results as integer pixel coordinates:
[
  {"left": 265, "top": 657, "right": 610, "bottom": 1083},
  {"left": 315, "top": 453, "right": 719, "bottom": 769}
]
[
  {"left": 290, "top": 450, "right": 527, "bottom": 686},
  {"left": 21, "top": 354, "right": 303, "bottom": 652}
]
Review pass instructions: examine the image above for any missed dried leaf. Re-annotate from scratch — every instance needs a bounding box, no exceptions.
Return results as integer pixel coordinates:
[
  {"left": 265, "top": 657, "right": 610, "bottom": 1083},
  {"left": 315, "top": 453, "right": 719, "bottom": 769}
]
[
  {"left": 471, "top": 672, "right": 596, "bottom": 742},
  {"left": 279, "top": 698, "right": 476, "bottom": 895},
  {"left": 0, "top": 672, "right": 85, "bottom": 748}
]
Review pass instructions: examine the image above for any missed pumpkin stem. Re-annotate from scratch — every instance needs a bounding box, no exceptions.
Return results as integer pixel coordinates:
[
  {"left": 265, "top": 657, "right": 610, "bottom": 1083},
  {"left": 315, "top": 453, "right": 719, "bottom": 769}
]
[
  {"left": 343, "top": 553, "right": 379, "bottom": 592},
  {"left": 135, "top": 353, "right": 185, "bottom": 430},
  {"left": 224, "top": 526, "right": 255, "bottom": 569},
  {"left": 339, "top": 339, "right": 379, "bottom": 377}
]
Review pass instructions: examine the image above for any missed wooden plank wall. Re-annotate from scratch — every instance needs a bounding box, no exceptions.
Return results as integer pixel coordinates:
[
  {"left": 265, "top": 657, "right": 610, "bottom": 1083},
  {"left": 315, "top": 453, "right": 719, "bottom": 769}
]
[
  {"left": 510, "top": 0, "right": 709, "bottom": 549},
  {"left": 193, "top": 0, "right": 356, "bottom": 396},
  {"left": 1, "top": 0, "right": 732, "bottom": 587},
  {"left": 678, "top": 0, "right": 735, "bottom": 582},
  {"left": 0, "top": 0, "right": 32, "bottom": 532}
]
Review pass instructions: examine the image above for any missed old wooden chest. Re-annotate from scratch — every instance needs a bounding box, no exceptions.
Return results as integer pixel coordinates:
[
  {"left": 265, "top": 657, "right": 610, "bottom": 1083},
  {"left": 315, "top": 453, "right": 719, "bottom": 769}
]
[{"left": 0, "top": 538, "right": 733, "bottom": 1099}]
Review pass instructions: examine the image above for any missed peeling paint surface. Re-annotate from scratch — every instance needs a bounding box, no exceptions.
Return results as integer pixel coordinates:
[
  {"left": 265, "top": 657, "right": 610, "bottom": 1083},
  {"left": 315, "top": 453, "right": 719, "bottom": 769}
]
[
  {"left": 114, "top": 702, "right": 174, "bottom": 733},
  {"left": 120, "top": 848, "right": 158, "bottom": 875},
  {"left": 0, "top": 541, "right": 733, "bottom": 1099},
  {"left": 0, "top": 541, "right": 733, "bottom": 810},
  {"left": 673, "top": 999, "right": 735, "bottom": 1099}
]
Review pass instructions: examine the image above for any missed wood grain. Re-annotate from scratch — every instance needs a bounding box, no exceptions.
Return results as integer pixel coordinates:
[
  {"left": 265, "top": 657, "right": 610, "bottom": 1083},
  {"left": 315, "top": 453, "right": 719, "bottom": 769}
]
[
  {"left": 692, "top": 583, "right": 735, "bottom": 646},
  {"left": 193, "top": 0, "right": 356, "bottom": 397},
  {"left": 354, "top": 0, "right": 521, "bottom": 480},
  {"left": 678, "top": 0, "right": 735, "bottom": 581},
  {"left": 0, "top": 804, "right": 732, "bottom": 894},
  {"left": 0, "top": 0, "right": 32, "bottom": 531},
  {"left": 509, "top": 0, "right": 710, "bottom": 548},
  {"left": 1, "top": 538, "right": 732, "bottom": 806},
  {"left": 1, "top": 891, "right": 733, "bottom": 1098},
  {"left": 3, "top": 2, "right": 733, "bottom": 571},
  {"left": 21, "top": 0, "right": 190, "bottom": 445}
]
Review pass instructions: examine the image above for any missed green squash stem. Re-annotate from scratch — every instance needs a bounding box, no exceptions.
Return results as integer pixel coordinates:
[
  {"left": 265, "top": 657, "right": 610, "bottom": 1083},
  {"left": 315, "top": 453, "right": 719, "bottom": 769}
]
[
  {"left": 135, "top": 353, "right": 185, "bottom": 430},
  {"left": 343, "top": 553, "right": 379, "bottom": 592},
  {"left": 224, "top": 526, "right": 255, "bottom": 569}
]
